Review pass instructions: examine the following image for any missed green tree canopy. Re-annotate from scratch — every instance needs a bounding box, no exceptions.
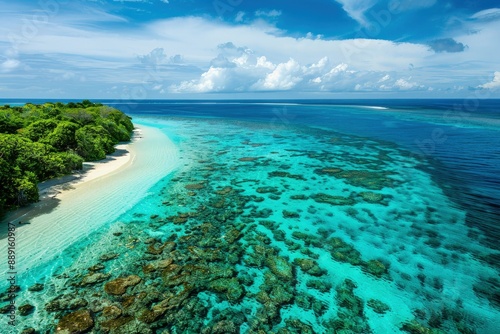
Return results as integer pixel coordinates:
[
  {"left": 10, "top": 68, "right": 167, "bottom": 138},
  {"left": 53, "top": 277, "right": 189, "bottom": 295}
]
[
  {"left": 76, "top": 124, "right": 117, "bottom": 160},
  {"left": 0, "top": 101, "right": 133, "bottom": 215}
]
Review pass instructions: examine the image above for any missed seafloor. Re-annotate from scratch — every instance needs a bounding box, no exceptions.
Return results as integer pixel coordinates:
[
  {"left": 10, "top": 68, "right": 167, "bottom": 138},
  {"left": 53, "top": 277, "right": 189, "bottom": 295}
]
[{"left": 1, "top": 116, "right": 499, "bottom": 333}]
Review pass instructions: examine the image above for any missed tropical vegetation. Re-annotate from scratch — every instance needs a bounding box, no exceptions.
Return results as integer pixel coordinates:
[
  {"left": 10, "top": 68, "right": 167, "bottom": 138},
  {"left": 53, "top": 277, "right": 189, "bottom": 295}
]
[{"left": 0, "top": 100, "right": 133, "bottom": 215}]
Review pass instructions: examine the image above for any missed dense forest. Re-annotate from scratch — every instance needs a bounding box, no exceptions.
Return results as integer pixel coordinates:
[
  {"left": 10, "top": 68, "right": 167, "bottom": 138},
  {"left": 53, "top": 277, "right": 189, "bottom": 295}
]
[{"left": 0, "top": 100, "right": 134, "bottom": 215}]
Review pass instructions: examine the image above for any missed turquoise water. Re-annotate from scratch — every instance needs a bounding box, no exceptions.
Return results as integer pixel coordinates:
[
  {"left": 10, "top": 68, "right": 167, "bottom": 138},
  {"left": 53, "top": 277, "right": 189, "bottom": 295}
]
[{"left": 1, "top": 101, "right": 500, "bottom": 333}]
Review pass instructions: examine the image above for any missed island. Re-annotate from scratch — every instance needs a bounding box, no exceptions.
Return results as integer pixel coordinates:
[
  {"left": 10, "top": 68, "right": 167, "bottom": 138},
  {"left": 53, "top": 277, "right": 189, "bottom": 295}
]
[{"left": 0, "top": 100, "right": 134, "bottom": 216}]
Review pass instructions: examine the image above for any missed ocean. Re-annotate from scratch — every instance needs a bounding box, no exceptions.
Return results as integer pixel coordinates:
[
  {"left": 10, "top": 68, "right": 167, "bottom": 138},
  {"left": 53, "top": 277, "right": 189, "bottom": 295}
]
[{"left": 1, "top": 99, "right": 499, "bottom": 333}]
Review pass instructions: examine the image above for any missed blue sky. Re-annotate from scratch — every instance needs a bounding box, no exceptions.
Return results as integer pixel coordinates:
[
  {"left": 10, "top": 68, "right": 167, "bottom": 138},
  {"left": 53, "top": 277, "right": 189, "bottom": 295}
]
[{"left": 1, "top": 0, "right": 500, "bottom": 98}]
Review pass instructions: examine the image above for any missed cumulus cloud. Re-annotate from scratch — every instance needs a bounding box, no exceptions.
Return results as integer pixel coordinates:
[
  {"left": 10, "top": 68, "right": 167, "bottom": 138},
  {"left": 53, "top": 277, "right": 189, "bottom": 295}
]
[
  {"left": 0, "top": 6, "right": 496, "bottom": 97},
  {"left": 394, "top": 78, "right": 417, "bottom": 90},
  {"left": 139, "top": 48, "right": 168, "bottom": 65},
  {"left": 170, "top": 44, "right": 428, "bottom": 93},
  {"left": 479, "top": 71, "right": 500, "bottom": 89},
  {"left": 172, "top": 67, "right": 228, "bottom": 93},
  {"left": 138, "top": 48, "right": 183, "bottom": 66},
  {"left": 254, "top": 59, "right": 303, "bottom": 90}
]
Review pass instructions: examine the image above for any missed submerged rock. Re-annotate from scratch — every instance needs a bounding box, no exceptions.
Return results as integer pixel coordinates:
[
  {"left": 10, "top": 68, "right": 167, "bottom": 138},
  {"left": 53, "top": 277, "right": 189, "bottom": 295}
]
[
  {"left": 101, "top": 316, "right": 134, "bottom": 331},
  {"left": 223, "top": 228, "right": 242, "bottom": 244},
  {"left": 268, "top": 171, "right": 306, "bottom": 180},
  {"left": 293, "top": 258, "right": 326, "bottom": 276},
  {"left": 208, "top": 278, "right": 244, "bottom": 303},
  {"left": 330, "top": 279, "right": 373, "bottom": 332},
  {"left": 367, "top": 298, "right": 390, "bottom": 314},
  {"left": 88, "top": 264, "right": 105, "bottom": 272},
  {"left": 364, "top": 259, "right": 388, "bottom": 277},
  {"left": 100, "top": 253, "right": 119, "bottom": 262},
  {"left": 102, "top": 305, "right": 123, "bottom": 320},
  {"left": 400, "top": 320, "right": 446, "bottom": 334},
  {"left": 311, "top": 193, "right": 355, "bottom": 206},
  {"left": 20, "top": 328, "right": 36, "bottom": 334},
  {"left": 314, "top": 167, "right": 343, "bottom": 175},
  {"left": 81, "top": 272, "right": 111, "bottom": 286},
  {"left": 46, "top": 294, "right": 88, "bottom": 312},
  {"left": 338, "top": 170, "right": 394, "bottom": 190},
  {"left": 146, "top": 240, "right": 176, "bottom": 255},
  {"left": 185, "top": 183, "right": 205, "bottom": 190},
  {"left": 215, "top": 186, "right": 233, "bottom": 195},
  {"left": 28, "top": 283, "right": 44, "bottom": 292},
  {"left": 0, "top": 285, "right": 20, "bottom": 302},
  {"left": 360, "top": 191, "right": 386, "bottom": 204},
  {"left": 212, "top": 320, "right": 237, "bottom": 333},
  {"left": 0, "top": 304, "right": 11, "bottom": 314},
  {"left": 282, "top": 210, "right": 300, "bottom": 219},
  {"left": 104, "top": 275, "right": 142, "bottom": 296},
  {"left": 266, "top": 256, "right": 294, "bottom": 281},
  {"left": 285, "top": 319, "right": 314, "bottom": 333},
  {"left": 238, "top": 157, "right": 260, "bottom": 161},
  {"left": 56, "top": 309, "right": 94, "bottom": 333},
  {"left": 327, "top": 237, "right": 363, "bottom": 266},
  {"left": 306, "top": 279, "right": 332, "bottom": 293},
  {"left": 290, "top": 194, "right": 308, "bottom": 200},
  {"left": 18, "top": 304, "right": 34, "bottom": 316},
  {"left": 256, "top": 186, "right": 280, "bottom": 194}
]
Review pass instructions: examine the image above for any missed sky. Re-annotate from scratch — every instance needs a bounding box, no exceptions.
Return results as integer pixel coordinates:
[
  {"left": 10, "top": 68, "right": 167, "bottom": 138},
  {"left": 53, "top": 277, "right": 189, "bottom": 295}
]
[{"left": 1, "top": 0, "right": 500, "bottom": 99}]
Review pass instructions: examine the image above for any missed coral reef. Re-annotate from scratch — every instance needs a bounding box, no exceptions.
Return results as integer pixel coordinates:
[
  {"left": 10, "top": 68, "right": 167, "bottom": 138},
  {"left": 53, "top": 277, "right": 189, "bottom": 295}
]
[
  {"left": 11, "top": 118, "right": 494, "bottom": 334},
  {"left": 104, "top": 275, "right": 142, "bottom": 295},
  {"left": 56, "top": 309, "right": 94, "bottom": 333}
]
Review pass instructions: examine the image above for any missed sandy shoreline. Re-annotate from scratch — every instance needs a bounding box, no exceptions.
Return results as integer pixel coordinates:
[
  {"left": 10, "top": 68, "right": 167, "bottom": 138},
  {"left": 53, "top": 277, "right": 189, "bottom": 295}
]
[
  {"left": 0, "top": 123, "right": 179, "bottom": 275},
  {"left": 0, "top": 128, "right": 142, "bottom": 229}
]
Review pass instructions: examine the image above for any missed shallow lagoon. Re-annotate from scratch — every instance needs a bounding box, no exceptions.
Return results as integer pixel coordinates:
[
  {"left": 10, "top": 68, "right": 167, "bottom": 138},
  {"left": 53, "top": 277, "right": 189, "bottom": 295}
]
[{"left": 1, "top": 101, "right": 499, "bottom": 333}]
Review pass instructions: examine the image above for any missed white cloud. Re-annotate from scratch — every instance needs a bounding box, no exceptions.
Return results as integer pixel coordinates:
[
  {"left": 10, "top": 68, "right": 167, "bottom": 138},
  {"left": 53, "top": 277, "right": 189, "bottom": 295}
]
[
  {"left": 171, "top": 67, "right": 229, "bottom": 93},
  {"left": 479, "top": 72, "right": 500, "bottom": 89},
  {"left": 255, "top": 58, "right": 303, "bottom": 90},
  {"left": 235, "top": 11, "right": 245, "bottom": 22},
  {"left": 333, "top": 0, "right": 377, "bottom": 26},
  {"left": 1, "top": 59, "right": 20, "bottom": 72},
  {"left": 256, "top": 56, "right": 275, "bottom": 70},
  {"left": 334, "top": 0, "right": 436, "bottom": 26},
  {"left": 138, "top": 48, "right": 169, "bottom": 66},
  {"left": 379, "top": 74, "right": 390, "bottom": 82},
  {"left": 395, "top": 78, "right": 417, "bottom": 90},
  {"left": 0, "top": 5, "right": 498, "bottom": 97},
  {"left": 170, "top": 46, "right": 428, "bottom": 93},
  {"left": 471, "top": 8, "right": 500, "bottom": 21},
  {"left": 255, "top": 9, "right": 282, "bottom": 18}
]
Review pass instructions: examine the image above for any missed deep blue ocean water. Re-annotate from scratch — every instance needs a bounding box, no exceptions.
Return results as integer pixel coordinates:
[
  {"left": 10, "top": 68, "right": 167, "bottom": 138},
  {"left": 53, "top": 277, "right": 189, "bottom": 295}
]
[{"left": 1, "top": 99, "right": 499, "bottom": 333}]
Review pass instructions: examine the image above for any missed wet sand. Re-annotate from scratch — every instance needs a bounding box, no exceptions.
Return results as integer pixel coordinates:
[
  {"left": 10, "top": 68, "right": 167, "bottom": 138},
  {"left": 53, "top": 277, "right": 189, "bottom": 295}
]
[{"left": 0, "top": 124, "right": 179, "bottom": 275}]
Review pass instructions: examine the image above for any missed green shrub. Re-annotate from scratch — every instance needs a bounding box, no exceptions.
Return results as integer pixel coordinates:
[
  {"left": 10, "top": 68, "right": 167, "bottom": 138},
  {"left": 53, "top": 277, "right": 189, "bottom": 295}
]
[{"left": 0, "top": 101, "right": 133, "bottom": 213}]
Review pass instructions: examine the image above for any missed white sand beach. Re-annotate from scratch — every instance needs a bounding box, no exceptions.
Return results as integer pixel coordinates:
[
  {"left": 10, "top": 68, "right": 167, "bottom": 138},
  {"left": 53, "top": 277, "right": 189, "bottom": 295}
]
[
  {"left": 0, "top": 124, "right": 179, "bottom": 276},
  {"left": 36, "top": 130, "right": 139, "bottom": 203}
]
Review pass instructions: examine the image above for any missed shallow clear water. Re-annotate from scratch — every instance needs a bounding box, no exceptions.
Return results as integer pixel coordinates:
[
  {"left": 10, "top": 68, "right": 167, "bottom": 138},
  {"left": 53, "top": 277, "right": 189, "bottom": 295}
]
[{"left": 1, "top": 100, "right": 499, "bottom": 333}]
